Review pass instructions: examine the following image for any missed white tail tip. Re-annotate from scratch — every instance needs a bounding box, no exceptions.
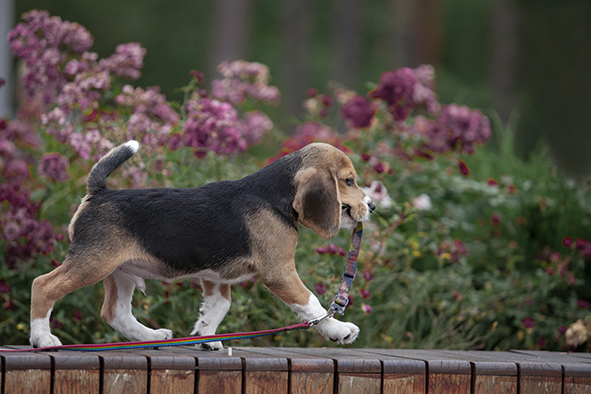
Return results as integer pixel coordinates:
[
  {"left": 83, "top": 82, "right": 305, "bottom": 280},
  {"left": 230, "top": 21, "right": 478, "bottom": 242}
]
[{"left": 125, "top": 140, "right": 140, "bottom": 154}]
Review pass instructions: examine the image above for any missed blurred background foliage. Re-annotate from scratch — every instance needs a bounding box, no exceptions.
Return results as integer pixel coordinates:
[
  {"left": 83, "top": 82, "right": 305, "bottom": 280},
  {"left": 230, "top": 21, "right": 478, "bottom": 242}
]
[{"left": 9, "top": 0, "right": 591, "bottom": 175}]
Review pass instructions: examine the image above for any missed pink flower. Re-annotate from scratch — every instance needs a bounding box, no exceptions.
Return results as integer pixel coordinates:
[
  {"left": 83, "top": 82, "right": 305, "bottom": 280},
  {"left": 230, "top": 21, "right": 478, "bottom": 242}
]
[
  {"left": 316, "top": 247, "right": 328, "bottom": 255},
  {"left": 362, "top": 304, "right": 373, "bottom": 314},
  {"left": 374, "top": 162, "right": 385, "bottom": 174},
  {"left": 38, "top": 152, "right": 69, "bottom": 182},
  {"left": 412, "top": 194, "right": 432, "bottom": 211},
  {"left": 458, "top": 160, "right": 470, "bottom": 176},
  {"left": 563, "top": 237, "right": 573, "bottom": 248},
  {"left": 491, "top": 213, "right": 500, "bottom": 226},
  {"left": 360, "top": 289, "right": 371, "bottom": 299},
  {"left": 370, "top": 67, "right": 416, "bottom": 121},
  {"left": 342, "top": 95, "right": 375, "bottom": 128},
  {"left": 0, "top": 282, "right": 10, "bottom": 293},
  {"left": 487, "top": 178, "right": 499, "bottom": 187},
  {"left": 454, "top": 240, "right": 469, "bottom": 256},
  {"left": 546, "top": 267, "right": 554, "bottom": 276},
  {"left": 211, "top": 60, "right": 280, "bottom": 105},
  {"left": 522, "top": 317, "right": 535, "bottom": 329},
  {"left": 314, "top": 282, "right": 327, "bottom": 295},
  {"left": 363, "top": 270, "right": 373, "bottom": 281},
  {"left": 577, "top": 299, "right": 590, "bottom": 309},
  {"left": 362, "top": 181, "right": 391, "bottom": 208},
  {"left": 558, "top": 326, "right": 568, "bottom": 335}
]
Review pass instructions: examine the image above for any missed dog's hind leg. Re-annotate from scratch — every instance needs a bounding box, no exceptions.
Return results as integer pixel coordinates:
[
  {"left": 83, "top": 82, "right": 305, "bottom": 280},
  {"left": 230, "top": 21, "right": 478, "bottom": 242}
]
[
  {"left": 30, "top": 255, "right": 117, "bottom": 348},
  {"left": 101, "top": 270, "right": 173, "bottom": 341},
  {"left": 191, "top": 280, "right": 231, "bottom": 350}
]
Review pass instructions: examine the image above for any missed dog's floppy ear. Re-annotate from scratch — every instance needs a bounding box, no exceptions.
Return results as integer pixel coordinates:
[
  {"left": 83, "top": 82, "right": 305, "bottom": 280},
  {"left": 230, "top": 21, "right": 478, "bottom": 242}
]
[{"left": 293, "top": 167, "right": 341, "bottom": 239}]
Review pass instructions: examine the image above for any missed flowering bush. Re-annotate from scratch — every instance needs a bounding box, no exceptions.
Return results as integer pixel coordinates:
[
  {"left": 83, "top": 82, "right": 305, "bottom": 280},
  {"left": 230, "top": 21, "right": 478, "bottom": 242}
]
[{"left": 2, "top": 10, "right": 591, "bottom": 351}]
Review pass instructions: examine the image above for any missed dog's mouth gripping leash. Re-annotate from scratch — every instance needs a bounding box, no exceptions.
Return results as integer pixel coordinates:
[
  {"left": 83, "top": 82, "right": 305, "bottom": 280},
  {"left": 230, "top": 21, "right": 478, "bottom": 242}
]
[{"left": 2, "top": 222, "right": 363, "bottom": 352}]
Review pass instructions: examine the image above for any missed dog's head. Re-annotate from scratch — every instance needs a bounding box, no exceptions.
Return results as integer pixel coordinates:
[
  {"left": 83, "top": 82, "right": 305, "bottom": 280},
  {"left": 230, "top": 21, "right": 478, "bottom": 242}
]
[{"left": 292, "top": 143, "right": 375, "bottom": 239}]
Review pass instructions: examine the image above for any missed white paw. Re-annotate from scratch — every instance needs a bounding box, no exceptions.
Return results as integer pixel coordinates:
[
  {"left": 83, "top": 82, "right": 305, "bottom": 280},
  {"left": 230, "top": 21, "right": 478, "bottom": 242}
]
[
  {"left": 196, "top": 341, "right": 224, "bottom": 351},
  {"left": 30, "top": 332, "right": 62, "bottom": 348},
  {"left": 316, "top": 319, "right": 360, "bottom": 344},
  {"left": 153, "top": 328, "right": 173, "bottom": 340}
]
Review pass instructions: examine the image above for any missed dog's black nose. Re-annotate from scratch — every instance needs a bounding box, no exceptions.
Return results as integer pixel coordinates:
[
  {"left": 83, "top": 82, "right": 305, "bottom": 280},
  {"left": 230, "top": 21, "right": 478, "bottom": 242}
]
[{"left": 368, "top": 202, "right": 376, "bottom": 212}]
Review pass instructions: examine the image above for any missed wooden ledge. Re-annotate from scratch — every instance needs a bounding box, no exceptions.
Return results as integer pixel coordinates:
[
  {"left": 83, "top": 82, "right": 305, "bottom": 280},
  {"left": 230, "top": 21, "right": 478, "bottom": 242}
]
[{"left": 1, "top": 346, "right": 590, "bottom": 393}]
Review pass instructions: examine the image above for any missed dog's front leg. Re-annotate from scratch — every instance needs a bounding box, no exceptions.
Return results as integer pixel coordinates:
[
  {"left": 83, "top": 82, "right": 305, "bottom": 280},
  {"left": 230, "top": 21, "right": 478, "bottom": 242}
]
[
  {"left": 191, "top": 280, "right": 231, "bottom": 350},
  {"left": 262, "top": 267, "right": 359, "bottom": 344}
]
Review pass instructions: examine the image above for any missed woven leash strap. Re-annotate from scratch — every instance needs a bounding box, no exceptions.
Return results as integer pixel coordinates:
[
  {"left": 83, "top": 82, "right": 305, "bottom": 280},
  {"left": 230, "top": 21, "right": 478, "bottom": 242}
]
[
  {"left": 0, "top": 322, "right": 312, "bottom": 352},
  {"left": 330, "top": 222, "right": 363, "bottom": 315}
]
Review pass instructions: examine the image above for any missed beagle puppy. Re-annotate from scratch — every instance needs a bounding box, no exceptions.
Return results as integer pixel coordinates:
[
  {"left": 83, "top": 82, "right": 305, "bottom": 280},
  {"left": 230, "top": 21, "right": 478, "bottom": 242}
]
[{"left": 30, "top": 141, "right": 374, "bottom": 349}]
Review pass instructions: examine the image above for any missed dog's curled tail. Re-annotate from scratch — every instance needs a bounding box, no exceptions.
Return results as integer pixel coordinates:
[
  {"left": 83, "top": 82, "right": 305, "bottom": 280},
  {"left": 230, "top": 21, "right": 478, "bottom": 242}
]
[{"left": 86, "top": 140, "right": 140, "bottom": 195}]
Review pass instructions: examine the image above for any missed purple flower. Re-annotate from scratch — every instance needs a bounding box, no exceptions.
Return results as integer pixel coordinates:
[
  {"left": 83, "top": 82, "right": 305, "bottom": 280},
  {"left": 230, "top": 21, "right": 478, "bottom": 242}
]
[
  {"left": 38, "top": 152, "right": 69, "bottom": 182},
  {"left": 50, "top": 318, "right": 63, "bottom": 329},
  {"left": 362, "top": 304, "right": 373, "bottom": 314},
  {"left": 168, "top": 133, "right": 182, "bottom": 151},
  {"left": 100, "top": 43, "right": 147, "bottom": 80},
  {"left": 491, "top": 213, "right": 500, "bottom": 225},
  {"left": 211, "top": 60, "right": 280, "bottom": 105},
  {"left": 342, "top": 95, "right": 375, "bottom": 128},
  {"left": 546, "top": 267, "right": 554, "bottom": 276},
  {"left": 437, "top": 104, "right": 491, "bottom": 153},
  {"left": 316, "top": 247, "right": 328, "bottom": 254},
  {"left": 0, "top": 282, "right": 10, "bottom": 293},
  {"left": 522, "top": 317, "right": 535, "bottom": 329},
  {"left": 458, "top": 160, "right": 470, "bottom": 176},
  {"left": 183, "top": 98, "right": 252, "bottom": 157},
  {"left": 360, "top": 289, "right": 371, "bottom": 299},
  {"left": 453, "top": 240, "right": 468, "bottom": 256},
  {"left": 370, "top": 68, "right": 416, "bottom": 121},
  {"left": 314, "top": 282, "right": 327, "bottom": 295},
  {"left": 241, "top": 111, "right": 273, "bottom": 145},
  {"left": 563, "top": 237, "right": 573, "bottom": 248},
  {"left": 558, "top": 325, "right": 568, "bottom": 335},
  {"left": 577, "top": 299, "right": 589, "bottom": 309},
  {"left": 362, "top": 270, "right": 373, "bottom": 281}
]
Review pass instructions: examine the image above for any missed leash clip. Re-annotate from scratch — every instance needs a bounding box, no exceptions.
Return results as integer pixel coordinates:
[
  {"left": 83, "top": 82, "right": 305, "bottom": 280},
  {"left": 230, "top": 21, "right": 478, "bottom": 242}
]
[{"left": 307, "top": 310, "right": 335, "bottom": 327}]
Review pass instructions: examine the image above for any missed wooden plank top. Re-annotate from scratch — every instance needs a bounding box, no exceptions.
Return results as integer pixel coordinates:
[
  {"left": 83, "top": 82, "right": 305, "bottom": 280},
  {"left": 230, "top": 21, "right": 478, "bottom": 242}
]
[{"left": 3, "top": 346, "right": 591, "bottom": 394}]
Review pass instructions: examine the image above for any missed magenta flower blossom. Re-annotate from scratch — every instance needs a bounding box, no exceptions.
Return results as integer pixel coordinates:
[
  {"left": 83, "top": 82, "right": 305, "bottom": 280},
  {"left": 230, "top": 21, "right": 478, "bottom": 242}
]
[
  {"left": 563, "top": 237, "right": 573, "bottom": 248},
  {"left": 522, "top": 317, "right": 535, "bottom": 329},
  {"left": 342, "top": 95, "right": 376, "bottom": 128},
  {"left": 363, "top": 270, "right": 373, "bottom": 282},
  {"left": 370, "top": 67, "right": 416, "bottom": 121},
  {"left": 50, "top": 318, "right": 63, "bottom": 329},
  {"left": 558, "top": 325, "right": 568, "bottom": 335},
  {"left": 458, "top": 160, "right": 470, "bottom": 176},
  {"left": 362, "top": 304, "right": 373, "bottom": 314},
  {"left": 360, "top": 289, "right": 371, "bottom": 299},
  {"left": 241, "top": 111, "right": 273, "bottom": 145},
  {"left": 546, "top": 267, "right": 554, "bottom": 276},
  {"left": 454, "top": 240, "right": 469, "bottom": 256},
  {"left": 211, "top": 60, "right": 280, "bottom": 105},
  {"left": 0, "top": 282, "right": 10, "bottom": 293},
  {"left": 38, "top": 152, "right": 69, "bottom": 181},
  {"left": 491, "top": 213, "right": 500, "bottom": 225},
  {"left": 314, "top": 282, "right": 327, "bottom": 295},
  {"left": 577, "top": 299, "right": 590, "bottom": 309},
  {"left": 183, "top": 98, "right": 246, "bottom": 157},
  {"left": 9, "top": 10, "right": 93, "bottom": 103},
  {"left": 437, "top": 104, "right": 491, "bottom": 154}
]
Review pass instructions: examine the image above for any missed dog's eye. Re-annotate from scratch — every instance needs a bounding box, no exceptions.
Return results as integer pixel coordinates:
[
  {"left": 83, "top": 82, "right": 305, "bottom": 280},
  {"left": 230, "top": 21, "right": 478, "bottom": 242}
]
[{"left": 345, "top": 178, "right": 355, "bottom": 186}]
